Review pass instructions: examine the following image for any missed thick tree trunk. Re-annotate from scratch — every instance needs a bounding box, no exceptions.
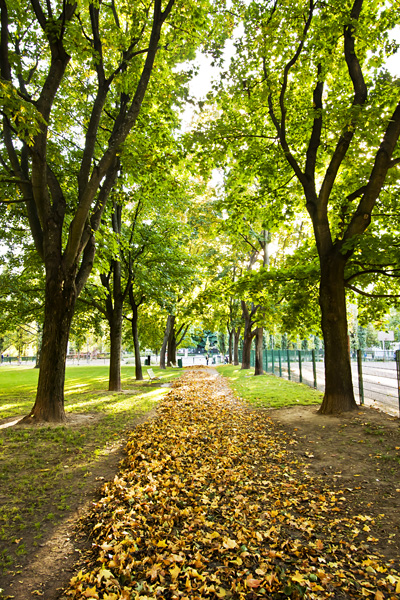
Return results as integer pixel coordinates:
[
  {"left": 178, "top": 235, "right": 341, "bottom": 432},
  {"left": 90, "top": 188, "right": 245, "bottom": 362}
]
[
  {"left": 241, "top": 330, "right": 253, "bottom": 369},
  {"left": 254, "top": 327, "right": 264, "bottom": 375},
  {"left": 318, "top": 255, "right": 357, "bottom": 414},
  {"left": 160, "top": 314, "right": 173, "bottom": 369},
  {"left": 130, "top": 303, "right": 143, "bottom": 381},
  {"left": 23, "top": 272, "right": 76, "bottom": 422},
  {"left": 108, "top": 303, "right": 123, "bottom": 391}
]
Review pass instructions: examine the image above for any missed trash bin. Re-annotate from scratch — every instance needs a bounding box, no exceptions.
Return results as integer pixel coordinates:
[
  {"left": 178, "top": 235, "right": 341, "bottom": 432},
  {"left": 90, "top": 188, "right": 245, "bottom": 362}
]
[
  {"left": 145, "top": 356, "right": 150, "bottom": 366},
  {"left": 177, "top": 358, "right": 183, "bottom": 368}
]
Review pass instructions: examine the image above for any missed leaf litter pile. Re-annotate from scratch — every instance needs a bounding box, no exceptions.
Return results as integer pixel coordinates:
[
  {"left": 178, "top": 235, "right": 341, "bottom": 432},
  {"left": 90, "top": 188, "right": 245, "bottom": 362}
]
[{"left": 64, "top": 368, "right": 400, "bottom": 600}]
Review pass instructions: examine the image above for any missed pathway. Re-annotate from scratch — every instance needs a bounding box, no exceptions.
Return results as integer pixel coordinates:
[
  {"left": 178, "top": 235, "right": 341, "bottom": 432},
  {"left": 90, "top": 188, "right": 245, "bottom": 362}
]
[{"left": 61, "top": 367, "right": 400, "bottom": 600}]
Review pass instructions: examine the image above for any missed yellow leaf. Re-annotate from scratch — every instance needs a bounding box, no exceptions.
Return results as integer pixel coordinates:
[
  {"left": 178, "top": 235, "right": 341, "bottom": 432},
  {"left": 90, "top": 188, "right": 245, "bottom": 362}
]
[
  {"left": 223, "top": 538, "right": 237, "bottom": 549},
  {"left": 291, "top": 573, "right": 306, "bottom": 585},
  {"left": 83, "top": 587, "right": 99, "bottom": 599},
  {"left": 157, "top": 539, "right": 168, "bottom": 548},
  {"left": 170, "top": 564, "right": 181, "bottom": 581},
  {"left": 375, "top": 592, "right": 384, "bottom": 600},
  {"left": 396, "top": 581, "right": 400, "bottom": 594}
]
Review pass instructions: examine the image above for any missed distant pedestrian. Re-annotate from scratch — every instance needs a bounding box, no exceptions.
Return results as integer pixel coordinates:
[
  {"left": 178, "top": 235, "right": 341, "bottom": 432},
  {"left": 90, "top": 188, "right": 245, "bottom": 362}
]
[{"left": 206, "top": 354, "right": 209, "bottom": 365}]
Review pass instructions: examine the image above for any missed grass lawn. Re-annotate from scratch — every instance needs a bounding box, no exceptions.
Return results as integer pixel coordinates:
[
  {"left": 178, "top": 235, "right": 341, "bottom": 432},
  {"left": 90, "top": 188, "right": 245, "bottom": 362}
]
[
  {"left": 216, "top": 364, "right": 322, "bottom": 408},
  {"left": 0, "top": 364, "right": 183, "bottom": 575}
]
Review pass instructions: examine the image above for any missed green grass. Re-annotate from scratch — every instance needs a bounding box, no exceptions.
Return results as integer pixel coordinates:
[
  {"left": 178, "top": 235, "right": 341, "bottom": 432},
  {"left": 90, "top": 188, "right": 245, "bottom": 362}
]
[
  {"left": 0, "top": 364, "right": 183, "bottom": 575},
  {"left": 215, "top": 364, "right": 322, "bottom": 409}
]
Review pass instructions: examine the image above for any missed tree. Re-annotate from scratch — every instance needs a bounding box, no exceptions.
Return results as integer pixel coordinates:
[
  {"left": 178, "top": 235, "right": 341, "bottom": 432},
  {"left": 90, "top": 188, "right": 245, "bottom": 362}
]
[
  {"left": 0, "top": 0, "right": 220, "bottom": 421},
  {"left": 218, "top": 0, "right": 400, "bottom": 412}
]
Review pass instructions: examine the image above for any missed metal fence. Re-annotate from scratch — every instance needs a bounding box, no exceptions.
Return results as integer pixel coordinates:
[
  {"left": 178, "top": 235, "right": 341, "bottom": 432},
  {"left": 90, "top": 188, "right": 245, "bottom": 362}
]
[{"left": 240, "top": 348, "right": 400, "bottom": 417}]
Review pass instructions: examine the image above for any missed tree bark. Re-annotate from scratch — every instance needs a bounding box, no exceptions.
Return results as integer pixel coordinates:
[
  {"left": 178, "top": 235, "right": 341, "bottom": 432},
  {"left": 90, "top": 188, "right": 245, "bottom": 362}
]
[
  {"left": 318, "top": 254, "right": 357, "bottom": 414},
  {"left": 160, "top": 314, "right": 173, "bottom": 369},
  {"left": 228, "top": 326, "right": 233, "bottom": 363},
  {"left": 241, "top": 301, "right": 257, "bottom": 369},
  {"left": 233, "top": 327, "right": 240, "bottom": 366},
  {"left": 130, "top": 300, "right": 143, "bottom": 381},
  {"left": 103, "top": 201, "right": 127, "bottom": 392},
  {"left": 23, "top": 270, "right": 76, "bottom": 422},
  {"left": 108, "top": 300, "right": 123, "bottom": 391},
  {"left": 166, "top": 315, "right": 176, "bottom": 367},
  {"left": 254, "top": 327, "right": 264, "bottom": 376}
]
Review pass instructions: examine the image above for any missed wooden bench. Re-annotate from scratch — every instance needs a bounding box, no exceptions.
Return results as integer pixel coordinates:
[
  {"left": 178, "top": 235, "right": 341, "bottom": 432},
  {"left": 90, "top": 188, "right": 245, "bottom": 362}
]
[{"left": 147, "top": 368, "right": 161, "bottom": 381}]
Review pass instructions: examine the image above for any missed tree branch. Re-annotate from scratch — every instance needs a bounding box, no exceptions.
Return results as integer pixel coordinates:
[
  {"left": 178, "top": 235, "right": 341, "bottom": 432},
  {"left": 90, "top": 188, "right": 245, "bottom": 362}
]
[
  {"left": 346, "top": 283, "right": 400, "bottom": 299},
  {"left": 318, "top": 0, "right": 367, "bottom": 211}
]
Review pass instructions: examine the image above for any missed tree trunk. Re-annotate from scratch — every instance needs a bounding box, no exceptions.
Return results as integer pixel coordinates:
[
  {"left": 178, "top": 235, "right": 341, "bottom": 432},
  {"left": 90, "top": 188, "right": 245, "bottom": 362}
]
[
  {"left": 254, "top": 327, "right": 264, "bottom": 375},
  {"left": 23, "top": 272, "right": 76, "bottom": 422},
  {"left": 167, "top": 315, "right": 176, "bottom": 367},
  {"left": 130, "top": 301, "right": 143, "bottom": 381},
  {"left": 241, "top": 301, "right": 256, "bottom": 370},
  {"left": 34, "top": 322, "right": 42, "bottom": 369},
  {"left": 228, "top": 327, "right": 233, "bottom": 363},
  {"left": 233, "top": 327, "right": 240, "bottom": 366},
  {"left": 160, "top": 314, "right": 173, "bottom": 369},
  {"left": 318, "top": 254, "right": 357, "bottom": 414},
  {"left": 128, "top": 287, "right": 144, "bottom": 381},
  {"left": 108, "top": 302, "right": 123, "bottom": 391}
]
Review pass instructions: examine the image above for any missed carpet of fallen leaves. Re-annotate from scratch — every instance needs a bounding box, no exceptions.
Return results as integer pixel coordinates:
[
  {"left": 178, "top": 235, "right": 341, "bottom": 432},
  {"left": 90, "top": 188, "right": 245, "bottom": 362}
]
[{"left": 63, "top": 368, "right": 400, "bottom": 600}]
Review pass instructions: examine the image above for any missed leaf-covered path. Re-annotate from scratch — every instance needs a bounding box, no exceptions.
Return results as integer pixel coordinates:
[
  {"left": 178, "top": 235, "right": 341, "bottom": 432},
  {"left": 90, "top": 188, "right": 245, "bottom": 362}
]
[{"left": 64, "top": 368, "right": 400, "bottom": 600}]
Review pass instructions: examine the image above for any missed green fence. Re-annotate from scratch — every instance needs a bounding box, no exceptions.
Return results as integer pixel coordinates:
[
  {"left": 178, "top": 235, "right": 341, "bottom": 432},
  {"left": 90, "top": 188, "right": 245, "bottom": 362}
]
[
  {"left": 237, "top": 347, "right": 400, "bottom": 416},
  {"left": 239, "top": 348, "right": 324, "bottom": 388}
]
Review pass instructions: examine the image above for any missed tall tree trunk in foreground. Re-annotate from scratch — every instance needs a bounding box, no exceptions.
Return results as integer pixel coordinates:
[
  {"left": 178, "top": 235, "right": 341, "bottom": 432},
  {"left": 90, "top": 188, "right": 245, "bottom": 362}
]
[
  {"left": 318, "top": 254, "right": 356, "bottom": 412},
  {"left": 24, "top": 270, "right": 77, "bottom": 422},
  {"left": 254, "top": 327, "right": 264, "bottom": 376}
]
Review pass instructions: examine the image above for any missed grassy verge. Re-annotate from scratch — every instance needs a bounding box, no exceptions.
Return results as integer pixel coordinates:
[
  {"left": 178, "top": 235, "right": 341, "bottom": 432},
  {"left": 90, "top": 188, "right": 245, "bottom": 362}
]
[
  {"left": 0, "top": 365, "right": 183, "bottom": 575},
  {"left": 216, "top": 364, "right": 322, "bottom": 408}
]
